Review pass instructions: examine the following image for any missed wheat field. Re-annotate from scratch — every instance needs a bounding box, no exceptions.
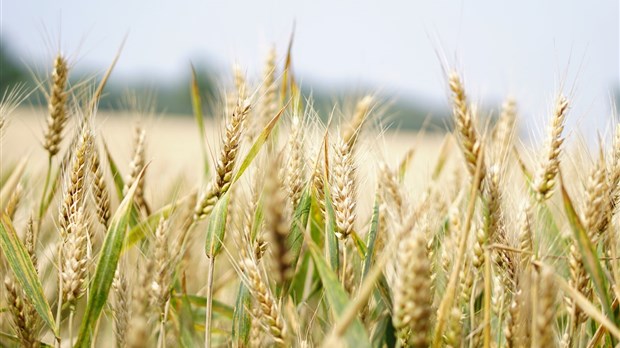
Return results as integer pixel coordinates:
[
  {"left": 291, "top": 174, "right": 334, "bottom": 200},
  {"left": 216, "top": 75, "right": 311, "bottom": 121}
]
[{"left": 0, "top": 47, "right": 619, "bottom": 348}]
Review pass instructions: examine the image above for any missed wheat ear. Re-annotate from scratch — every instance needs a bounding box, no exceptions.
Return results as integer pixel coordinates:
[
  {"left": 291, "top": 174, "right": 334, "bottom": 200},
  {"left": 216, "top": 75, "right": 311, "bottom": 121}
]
[
  {"left": 332, "top": 136, "right": 356, "bottom": 240},
  {"left": 127, "top": 260, "right": 154, "bottom": 348},
  {"left": 583, "top": 152, "right": 609, "bottom": 245},
  {"left": 124, "top": 124, "right": 149, "bottom": 215},
  {"left": 5, "top": 276, "right": 39, "bottom": 346},
  {"left": 533, "top": 266, "right": 557, "bottom": 348},
  {"left": 257, "top": 47, "right": 277, "bottom": 134},
  {"left": 493, "top": 97, "right": 517, "bottom": 157},
  {"left": 43, "top": 55, "right": 69, "bottom": 157},
  {"left": 113, "top": 268, "right": 130, "bottom": 348},
  {"left": 342, "top": 95, "right": 373, "bottom": 150},
  {"left": 449, "top": 72, "right": 485, "bottom": 183},
  {"left": 91, "top": 145, "right": 111, "bottom": 228},
  {"left": 240, "top": 258, "right": 288, "bottom": 346},
  {"left": 533, "top": 95, "right": 569, "bottom": 201},
  {"left": 59, "top": 126, "right": 93, "bottom": 232},
  {"left": 392, "top": 219, "right": 432, "bottom": 347},
  {"left": 149, "top": 217, "right": 172, "bottom": 320},
  {"left": 194, "top": 97, "right": 251, "bottom": 220},
  {"left": 4, "top": 182, "right": 23, "bottom": 220},
  {"left": 61, "top": 206, "right": 89, "bottom": 306},
  {"left": 286, "top": 113, "right": 305, "bottom": 208}
]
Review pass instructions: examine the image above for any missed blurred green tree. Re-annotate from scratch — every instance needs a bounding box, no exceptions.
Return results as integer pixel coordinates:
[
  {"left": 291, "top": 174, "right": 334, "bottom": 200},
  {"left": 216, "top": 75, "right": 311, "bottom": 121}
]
[{"left": 0, "top": 39, "right": 27, "bottom": 95}]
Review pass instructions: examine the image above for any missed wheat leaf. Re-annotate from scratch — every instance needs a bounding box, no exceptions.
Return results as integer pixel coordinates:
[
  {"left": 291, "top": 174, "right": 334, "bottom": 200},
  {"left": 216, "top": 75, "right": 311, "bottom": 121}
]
[
  {"left": 74, "top": 166, "right": 146, "bottom": 347},
  {"left": 0, "top": 214, "right": 57, "bottom": 336}
]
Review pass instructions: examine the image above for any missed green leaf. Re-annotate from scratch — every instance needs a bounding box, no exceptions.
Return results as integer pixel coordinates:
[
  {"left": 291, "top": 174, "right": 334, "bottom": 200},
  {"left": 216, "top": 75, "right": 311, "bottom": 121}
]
[
  {"left": 351, "top": 231, "right": 367, "bottom": 259},
  {"left": 190, "top": 64, "right": 210, "bottom": 177},
  {"left": 308, "top": 242, "right": 371, "bottom": 347},
  {"left": 0, "top": 214, "right": 57, "bottom": 336},
  {"left": 102, "top": 137, "right": 142, "bottom": 229},
  {"left": 179, "top": 294, "right": 235, "bottom": 319},
  {"left": 323, "top": 182, "right": 339, "bottom": 272},
  {"left": 74, "top": 167, "right": 146, "bottom": 347},
  {"left": 289, "top": 251, "right": 312, "bottom": 303},
  {"left": 102, "top": 138, "right": 125, "bottom": 201},
  {"left": 231, "top": 283, "right": 252, "bottom": 346},
  {"left": 124, "top": 207, "right": 171, "bottom": 250},
  {"left": 560, "top": 177, "right": 615, "bottom": 325},
  {"left": 172, "top": 286, "right": 201, "bottom": 347},
  {"left": 534, "top": 201, "right": 564, "bottom": 254},
  {"left": 431, "top": 135, "right": 452, "bottom": 181},
  {"left": 204, "top": 192, "right": 231, "bottom": 258},
  {"left": 398, "top": 148, "right": 415, "bottom": 183},
  {"left": 233, "top": 101, "right": 289, "bottom": 184},
  {"left": 288, "top": 186, "right": 311, "bottom": 270},
  {"left": 513, "top": 145, "right": 533, "bottom": 184},
  {"left": 250, "top": 194, "right": 264, "bottom": 243},
  {"left": 371, "top": 314, "right": 396, "bottom": 348},
  {"left": 362, "top": 195, "right": 380, "bottom": 280},
  {"left": 279, "top": 28, "right": 296, "bottom": 107},
  {"left": 124, "top": 193, "right": 193, "bottom": 250},
  {"left": 169, "top": 306, "right": 199, "bottom": 348}
]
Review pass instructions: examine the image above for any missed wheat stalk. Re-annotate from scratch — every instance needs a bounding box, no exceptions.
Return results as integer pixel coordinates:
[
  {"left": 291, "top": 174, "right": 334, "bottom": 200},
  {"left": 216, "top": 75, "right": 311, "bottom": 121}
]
[
  {"left": 61, "top": 206, "right": 89, "bottom": 306},
  {"left": 392, "top": 218, "right": 432, "bottom": 347},
  {"left": 533, "top": 266, "right": 557, "bottom": 348},
  {"left": 150, "top": 217, "right": 172, "bottom": 320},
  {"left": 256, "top": 47, "right": 277, "bottom": 137},
  {"left": 533, "top": 95, "right": 569, "bottom": 201},
  {"left": 449, "top": 72, "right": 485, "bottom": 183},
  {"left": 286, "top": 113, "right": 305, "bottom": 208},
  {"left": 583, "top": 152, "right": 609, "bottom": 245},
  {"left": 127, "top": 260, "right": 154, "bottom": 348},
  {"left": 113, "top": 268, "right": 130, "bottom": 348},
  {"left": 194, "top": 97, "right": 251, "bottom": 221},
  {"left": 43, "top": 55, "right": 69, "bottom": 158},
  {"left": 91, "top": 145, "right": 111, "bottom": 228},
  {"left": 59, "top": 126, "right": 93, "bottom": 233},
  {"left": 124, "top": 124, "right": 149, "bottom": 215},
  {"left": 493, "top": 97, "right": 517, "bottom": 158},
  {"left": 5, "top": 276, "right": 39, "bottom": 347},
  {"left": 342, "top": 95, "right": 373, "bottom": 151},
  {"left": 332, "top": 136, "right": 356, "bottom": 240},
  {"left": 4, "top": 182, "right": 23, "bottom": 220},
  {"left": 240, "top": 257, "right": 288, "bottom": 346}
]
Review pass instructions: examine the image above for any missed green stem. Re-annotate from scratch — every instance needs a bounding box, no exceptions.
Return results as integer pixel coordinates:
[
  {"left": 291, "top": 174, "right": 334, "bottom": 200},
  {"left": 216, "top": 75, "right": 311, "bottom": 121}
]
[
  {"left": 38, "top": 156, "right": 53, "bottom": 227},
  {"left": 204, "top": 256, "right": 215, "bottom": 348},
  {"left": 483, "top": 249, "right": 492, "bottom": 348},
  {"left": 69, "top": 308, "right": 74, "bottom": 347},
  {"left": 55, "top": 248, "right": 63, "bottom": 348},
  {"left": 158, "top": 300, "right": 170, "bottom": 348},
  {"left": 341, "top": 241, "right": 348, "bottom": 289}
]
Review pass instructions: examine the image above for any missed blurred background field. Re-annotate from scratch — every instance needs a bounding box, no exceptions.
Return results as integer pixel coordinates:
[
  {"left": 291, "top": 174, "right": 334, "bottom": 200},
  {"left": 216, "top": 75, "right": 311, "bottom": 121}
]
[
  {"left": 1, "top": 0, "right": 618, "bottom": 139},
  {"left": 2, "top": 106, "right": 446, "bottom": 218}
]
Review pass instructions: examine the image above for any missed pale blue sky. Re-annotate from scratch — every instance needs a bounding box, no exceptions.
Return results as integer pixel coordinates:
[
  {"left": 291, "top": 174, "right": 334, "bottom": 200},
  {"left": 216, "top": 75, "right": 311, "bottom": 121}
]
[{"left": 1, "top": 0, "right": 618, "bottom": 136}]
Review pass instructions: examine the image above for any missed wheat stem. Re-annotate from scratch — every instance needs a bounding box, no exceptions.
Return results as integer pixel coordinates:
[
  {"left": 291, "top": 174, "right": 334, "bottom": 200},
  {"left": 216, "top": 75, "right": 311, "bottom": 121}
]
[
  {"left": 204, "top": 256, "right": 215, "bottom": 348},
  {"left": 69, "top": 308, "right": 75, "bottom": 347},
  {"left": 433, "top": 140, "right": 485, "bottom": 348},
  {"left": 37, "top": 156, "right": 53, "bottom": 225}
]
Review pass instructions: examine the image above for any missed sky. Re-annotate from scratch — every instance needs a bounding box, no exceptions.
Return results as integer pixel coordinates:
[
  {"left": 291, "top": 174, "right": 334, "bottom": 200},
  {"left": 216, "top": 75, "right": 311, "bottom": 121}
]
[{"left": 1, "top": 0, "right": 619, "bottom": 139}]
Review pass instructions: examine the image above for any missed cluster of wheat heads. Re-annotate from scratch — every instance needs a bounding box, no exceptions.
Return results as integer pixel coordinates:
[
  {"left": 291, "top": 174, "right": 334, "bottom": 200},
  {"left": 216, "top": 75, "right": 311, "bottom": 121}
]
[{"left": 1, "top": 47, "right": 620, "bottom": 348}]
